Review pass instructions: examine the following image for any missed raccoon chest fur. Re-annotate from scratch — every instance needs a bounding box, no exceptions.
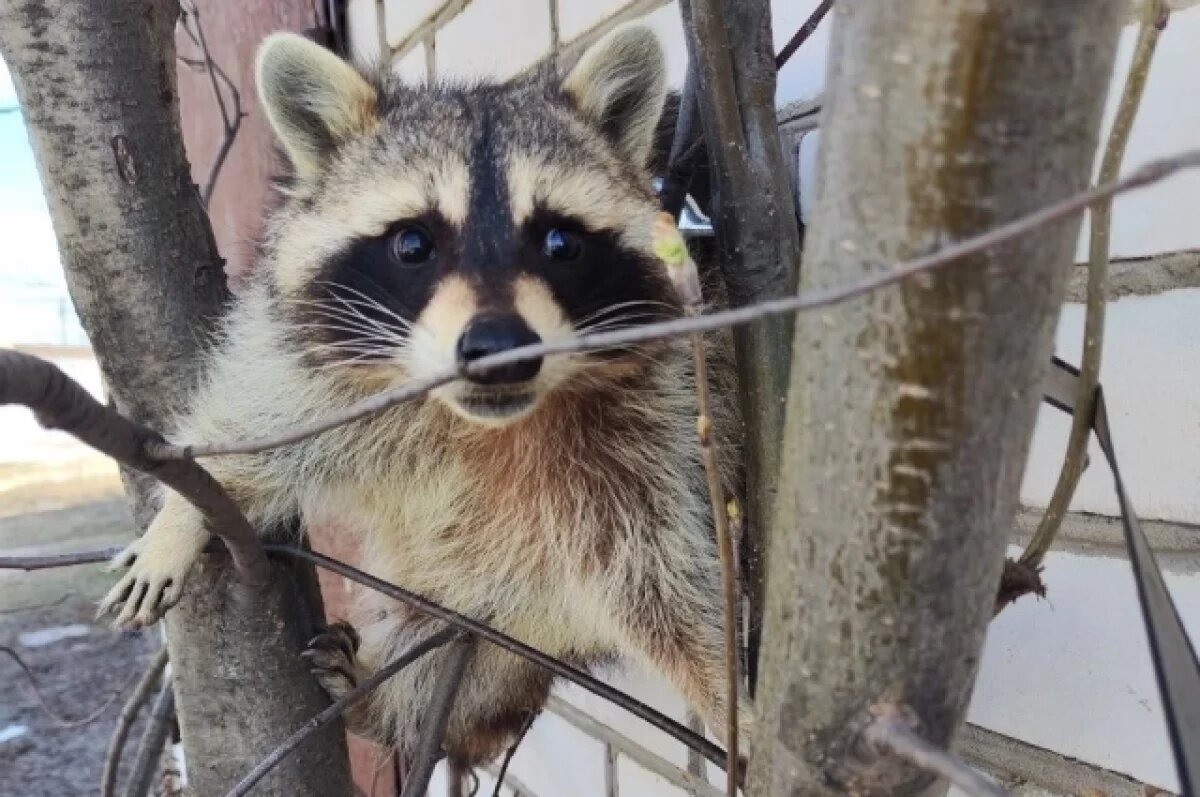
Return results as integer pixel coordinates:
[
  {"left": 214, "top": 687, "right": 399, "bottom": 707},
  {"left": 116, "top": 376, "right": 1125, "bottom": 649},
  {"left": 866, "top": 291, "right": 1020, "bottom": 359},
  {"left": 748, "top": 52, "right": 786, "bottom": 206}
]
[{"left": 327, "top": 367, "right": 708, "bottom": 655}]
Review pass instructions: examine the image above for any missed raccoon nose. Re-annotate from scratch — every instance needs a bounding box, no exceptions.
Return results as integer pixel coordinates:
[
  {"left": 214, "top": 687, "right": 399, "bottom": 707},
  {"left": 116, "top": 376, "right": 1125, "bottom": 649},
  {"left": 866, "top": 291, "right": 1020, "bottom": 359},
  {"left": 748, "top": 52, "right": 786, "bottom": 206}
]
[{"left": 456, "top": 315, "right": 543, "bottom": 384}]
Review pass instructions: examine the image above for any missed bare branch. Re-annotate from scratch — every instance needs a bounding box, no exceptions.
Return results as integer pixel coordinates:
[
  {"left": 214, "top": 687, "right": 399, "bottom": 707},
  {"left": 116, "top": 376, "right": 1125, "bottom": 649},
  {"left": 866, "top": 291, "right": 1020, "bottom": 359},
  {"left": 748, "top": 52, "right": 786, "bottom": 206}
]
[
  {"left": 1016, "top": 0, "right": 1168, "bottom": 576},
  {"left": 1, "top": 644, "right": 134, "bottom": 729},
  {"left": 157, "top": 147, "right": 1200, "bottom": 462},
  {"left": 774, "top": 0, "right": 833, "bottom": 69},
  {"left": 178, "top": 0, "right": 246, "bottom": 207},
  {"left": 490, "top": 710, "right": 537, "bottom": 797},
  {"left": 657, "top": 218, "right": 740, "bottom": 795},
  {"left": 122, "top": 679, "right": 176, "bottom": 797},
  {"left": 264, "top": 544, "right": 731, "bottom": 774},
  {"left": 226, "top": 626, "right": 460, "bottom": 797},
  {"left": 864, "top": 709, "right": 1010, "bottom": 797},
  {"left": 399, "top": 636, "right": 476, "bottom": 797},
  {"left": 0, "top": 547, "right": 122, "bottom": 570},
  {"left": 103, "top": 647, "right": 170, "bottom": 797},
  {"left": 0, "top": 350, "right": 268, "bottom": 586}
]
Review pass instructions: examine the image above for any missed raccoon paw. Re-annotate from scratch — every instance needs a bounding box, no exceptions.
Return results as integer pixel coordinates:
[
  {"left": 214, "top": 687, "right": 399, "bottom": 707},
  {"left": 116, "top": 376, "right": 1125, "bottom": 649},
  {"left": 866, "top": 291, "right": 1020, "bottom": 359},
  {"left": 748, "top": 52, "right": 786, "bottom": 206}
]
[
  {"left": 96, "top": 531, "right": 204, "bottom": 630},
  {"left": 303, "top": 621, "right": 362, "bottom": 701}
]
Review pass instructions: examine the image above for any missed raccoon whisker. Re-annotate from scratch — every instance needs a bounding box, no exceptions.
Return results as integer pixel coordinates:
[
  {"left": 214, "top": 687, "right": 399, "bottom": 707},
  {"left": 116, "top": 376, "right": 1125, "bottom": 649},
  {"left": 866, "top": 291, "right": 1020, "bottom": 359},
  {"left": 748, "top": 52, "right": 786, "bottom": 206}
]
[
  {"left": 286, "top": 293, "right": 414, "bottom": 337},
  {"left": 293, "top": 320, "right": 409, "bottom": 345},
  {"left": 574, "top": 313, "right": 674, "bottom": 335},
  {"left": 290, "top": 309, "right": 412, "bottom": 342},
  {"left": 299, "top": 336, "right": 405, "bottom": 357},
  {"left": 288, "top": 312, "right": 406, "bottom": 347},
  {"left": 311, "top": 280, "right": 415, "bottom": 330},
  {"left": 302, "top": 299, "right": 412, "bottom": 339},
  {"left": 573, "top": 300, "right": 678, "bottom": 328},
  {"left": 315, "top": 353, "right": 399, "bottom": 370}
]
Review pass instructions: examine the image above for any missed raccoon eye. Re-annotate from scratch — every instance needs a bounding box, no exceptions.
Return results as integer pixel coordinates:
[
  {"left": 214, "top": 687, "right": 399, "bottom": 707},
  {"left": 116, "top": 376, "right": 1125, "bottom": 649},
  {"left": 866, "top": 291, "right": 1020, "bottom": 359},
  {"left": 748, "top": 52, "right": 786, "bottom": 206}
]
[
  {"left": 542, "top": 228, "right": 583, "bottom": 262},
  {"left": 390, "top": 225, "right": 435, "bottom": 265}
]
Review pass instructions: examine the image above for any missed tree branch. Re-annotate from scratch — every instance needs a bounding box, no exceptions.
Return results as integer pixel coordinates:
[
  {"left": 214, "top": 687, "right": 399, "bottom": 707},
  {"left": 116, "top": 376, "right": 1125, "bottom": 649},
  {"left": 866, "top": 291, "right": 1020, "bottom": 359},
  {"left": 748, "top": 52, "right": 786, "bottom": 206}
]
[
  {"left": 149, "top": 147, "right": 1200, "bottom": 462},
  {"left": 749, "top": 3, "right": 1127, "bottom": 793},
  {"left": 1, "top": 644, "right": 133, "bottom": 729},
  {"left": 0, "top": 547, "right": 122, "bottom": 570},
  {"left": 490, "top": 709, "right": 537, "bottom": 797},
  {"left": 102, "top": 647, "right": 170, "bottom": 797},
  {"left": 0, "top": 350, "right": 268, "bottom": 586},
  {"left": 656, "top": 217, "right": 739, "bottom": 795},
  {"left": 399, "top": 636, "right": 475, "bottom": 797},
  {"left": 1016, "top": 0, "right": 1168, "bottom": 576},
  {"left": 178, "top": 0, "right": 246, "bottom": 208},
  {"left": 774, "top": 0, "right": 833, "bottom": 69},
  {"left": 863, "top": 708, "right": 1010, "bottom": 797},
  {"left": 678, "top": 0, "right": 804, "bottom": 683},
  {"left": 226, "top": 626, "right": 460, "bottom": 797},
  {"left": 122, "top": 679, "right": 176, "bottom": 797}
]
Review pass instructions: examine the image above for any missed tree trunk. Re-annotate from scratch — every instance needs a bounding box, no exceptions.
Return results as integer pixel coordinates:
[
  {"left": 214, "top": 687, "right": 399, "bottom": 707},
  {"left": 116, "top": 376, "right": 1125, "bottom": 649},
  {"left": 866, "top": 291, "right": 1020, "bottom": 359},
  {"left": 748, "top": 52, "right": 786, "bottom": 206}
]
[
  {"left": 0, "top": 1, "right": 352, "bottom": 793},
  {"left": 679, "top": 0, "right": 805, "bottom": 680},
  {"left": 748, "top": 3, "right": 1123, "bottom": 795}
]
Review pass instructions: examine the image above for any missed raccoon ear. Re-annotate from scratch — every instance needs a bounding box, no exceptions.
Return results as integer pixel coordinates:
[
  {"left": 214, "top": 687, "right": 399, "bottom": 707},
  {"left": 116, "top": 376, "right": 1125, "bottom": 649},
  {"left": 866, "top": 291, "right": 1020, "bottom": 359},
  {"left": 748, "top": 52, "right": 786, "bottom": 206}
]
[
  {"left": 561, "top": 26, "right": 667, "bottom": 167},
  {"left": 255, "top": 33, "right": 378, "bottom": 179}
]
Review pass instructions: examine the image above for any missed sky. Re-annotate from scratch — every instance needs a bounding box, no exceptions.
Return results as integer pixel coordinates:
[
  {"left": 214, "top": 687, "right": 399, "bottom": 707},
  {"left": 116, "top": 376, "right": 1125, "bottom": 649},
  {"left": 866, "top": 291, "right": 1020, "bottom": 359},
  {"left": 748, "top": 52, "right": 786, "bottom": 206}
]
[
  {"left": 0, "top": 56, "right": 87, "bottom": 346},
  {"left": 0, "top": 56, "right": 64, "bottom": 291}
]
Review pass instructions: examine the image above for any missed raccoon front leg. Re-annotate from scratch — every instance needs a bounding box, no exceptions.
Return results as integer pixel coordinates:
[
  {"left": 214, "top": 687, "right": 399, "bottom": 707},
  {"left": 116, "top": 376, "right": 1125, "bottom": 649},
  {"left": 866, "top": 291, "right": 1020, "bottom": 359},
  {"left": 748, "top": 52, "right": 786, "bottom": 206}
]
[{"left": 97, "top": 490, "right": 211, "bottom": 629}]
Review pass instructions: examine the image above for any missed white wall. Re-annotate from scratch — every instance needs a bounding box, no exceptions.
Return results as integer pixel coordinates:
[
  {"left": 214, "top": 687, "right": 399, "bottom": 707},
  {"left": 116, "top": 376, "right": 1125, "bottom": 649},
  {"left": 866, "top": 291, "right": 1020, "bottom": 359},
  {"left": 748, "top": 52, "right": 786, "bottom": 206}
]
[{"left": 348, "top": 2, "right": 1200, "bottom": 794}]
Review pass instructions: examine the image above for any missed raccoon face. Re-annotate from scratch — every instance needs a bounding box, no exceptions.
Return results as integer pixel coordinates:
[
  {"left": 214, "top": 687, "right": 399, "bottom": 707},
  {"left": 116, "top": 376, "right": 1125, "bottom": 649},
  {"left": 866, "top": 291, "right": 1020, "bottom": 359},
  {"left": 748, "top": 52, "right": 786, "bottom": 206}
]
[{"left": 256, "top": 28, "right": 679, "bottom": 426}]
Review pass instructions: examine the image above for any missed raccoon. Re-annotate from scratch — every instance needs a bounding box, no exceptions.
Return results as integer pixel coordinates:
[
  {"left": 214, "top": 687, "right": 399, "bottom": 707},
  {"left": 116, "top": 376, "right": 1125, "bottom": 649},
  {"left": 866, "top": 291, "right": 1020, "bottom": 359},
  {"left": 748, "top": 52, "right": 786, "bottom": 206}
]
[{"left": 99, "top": 26, "right": 747, "bottom": 768}]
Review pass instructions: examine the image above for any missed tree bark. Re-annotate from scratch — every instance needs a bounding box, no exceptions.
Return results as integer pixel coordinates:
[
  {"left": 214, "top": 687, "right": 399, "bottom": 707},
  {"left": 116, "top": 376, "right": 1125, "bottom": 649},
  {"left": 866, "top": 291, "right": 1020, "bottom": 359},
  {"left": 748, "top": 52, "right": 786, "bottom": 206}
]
[
  {"left": 748, "top": 3, "right": 1123, "bottom": 795},
  {"left": 0, "top": 1, "right": 352, "bottom": 794},
  {"left": 679, "top": 0, "right": 805, "bottom": 682}
]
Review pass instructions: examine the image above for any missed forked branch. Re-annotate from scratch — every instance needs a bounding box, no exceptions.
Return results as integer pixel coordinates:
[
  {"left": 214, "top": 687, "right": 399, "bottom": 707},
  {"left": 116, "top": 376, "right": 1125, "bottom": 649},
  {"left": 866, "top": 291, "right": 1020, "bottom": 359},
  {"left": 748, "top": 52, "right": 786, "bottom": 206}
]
[
  {"left": 0, "top": 350, "right": 268, "bottom": 585},
  {"left": 178, "top": 0, "right": 246, "bottom": 207}
]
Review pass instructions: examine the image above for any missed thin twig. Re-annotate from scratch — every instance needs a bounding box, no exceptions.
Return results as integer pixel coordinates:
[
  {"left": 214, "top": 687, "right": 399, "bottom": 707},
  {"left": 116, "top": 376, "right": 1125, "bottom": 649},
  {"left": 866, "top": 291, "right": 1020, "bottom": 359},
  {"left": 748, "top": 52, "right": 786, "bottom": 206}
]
[
  {"left": 1, "top": 644, "right": 134, "bottom": 728},
  {"left": 264, "top": 544, "right": 732, "bottom": 774},
  {"left": 693, "top": 324, "right": 739, "bottom": 797},
  {"left": 178, "top": 0, "right": 245, "bottom": 207},
  {"left": 225, "top": 626, "right": 460, "bottom": 797},
  {"left": 1017, "top": 0, "right": 1167, "bottom": 576},
  {"left": 0, "top": 547, "right": 123, "bottom": 570},
  {"left": 399, "top": 636, "right": 475, "bottom": 797},
  {"left": 102, "top": 647, "right": 170, "bottom": 797},
  {"left": 657, "top": 217, "right": 739, "bottom": 796},
  {"left": 490, "top": 710, "right": 537, "bottom": 797},
  {"left": 122, "top": 679, "right": 176, "bottom": 797},
  {"left": 864, "top": 710, "right": 1010, "bottom": 797},
  {"left": 0, "top": 592, "right": 75, "bottom": 614},
  {"left": 154, "top": 147, "right": 1200, "bottom": 462},
  {"left": 774, "top": 0, "right": 833, "bottom": 70},
  {"left": 0, "top": 350, "right": 268, "bottom": 585}
]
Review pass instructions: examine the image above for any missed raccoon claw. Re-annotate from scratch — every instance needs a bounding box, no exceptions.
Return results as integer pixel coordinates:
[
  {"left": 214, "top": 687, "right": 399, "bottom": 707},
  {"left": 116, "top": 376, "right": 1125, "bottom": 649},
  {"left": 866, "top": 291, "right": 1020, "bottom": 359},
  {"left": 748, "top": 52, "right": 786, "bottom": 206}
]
[
  {"left": 304, "top": 621, "right": 361, "bottom": 700},
  {"left": 96, "top": 535, "right": 198, "bottom": 629}
]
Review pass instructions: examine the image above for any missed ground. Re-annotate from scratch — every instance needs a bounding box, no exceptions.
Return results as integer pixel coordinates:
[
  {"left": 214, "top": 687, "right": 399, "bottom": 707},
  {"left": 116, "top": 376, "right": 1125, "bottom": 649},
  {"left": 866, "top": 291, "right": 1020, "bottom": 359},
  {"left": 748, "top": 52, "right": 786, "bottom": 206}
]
[{"left": 0, "top": 464, "right": 163, "bottom": 797}]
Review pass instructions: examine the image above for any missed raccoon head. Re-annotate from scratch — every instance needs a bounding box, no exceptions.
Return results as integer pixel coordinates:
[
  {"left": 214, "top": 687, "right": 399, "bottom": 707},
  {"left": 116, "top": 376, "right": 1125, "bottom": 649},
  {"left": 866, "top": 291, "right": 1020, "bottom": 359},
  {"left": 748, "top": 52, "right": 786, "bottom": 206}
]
[{"left": 255, "top": 27, "right": 680, "bottom": 427}]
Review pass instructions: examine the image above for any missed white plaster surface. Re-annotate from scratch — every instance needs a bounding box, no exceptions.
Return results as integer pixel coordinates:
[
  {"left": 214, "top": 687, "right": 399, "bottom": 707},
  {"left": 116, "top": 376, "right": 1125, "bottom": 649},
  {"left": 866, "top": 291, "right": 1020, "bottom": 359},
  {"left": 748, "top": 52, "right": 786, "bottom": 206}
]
[{"left": 1021, "top": 290, "right": 1200, "bottom": 524}]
